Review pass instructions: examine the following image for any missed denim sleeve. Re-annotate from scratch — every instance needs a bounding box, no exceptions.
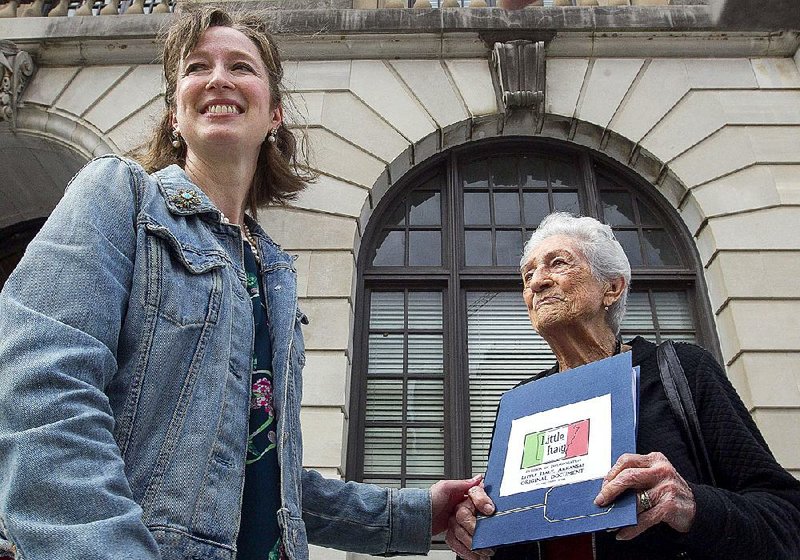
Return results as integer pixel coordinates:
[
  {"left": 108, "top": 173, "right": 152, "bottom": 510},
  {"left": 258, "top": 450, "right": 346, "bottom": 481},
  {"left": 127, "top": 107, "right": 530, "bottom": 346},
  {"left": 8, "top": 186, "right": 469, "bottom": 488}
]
[
  {"left": 0, "top": 157, "right": 162, "bottom": 559},
  {"left": 301, "top": 469, "right": 432, "bottom": 556}
]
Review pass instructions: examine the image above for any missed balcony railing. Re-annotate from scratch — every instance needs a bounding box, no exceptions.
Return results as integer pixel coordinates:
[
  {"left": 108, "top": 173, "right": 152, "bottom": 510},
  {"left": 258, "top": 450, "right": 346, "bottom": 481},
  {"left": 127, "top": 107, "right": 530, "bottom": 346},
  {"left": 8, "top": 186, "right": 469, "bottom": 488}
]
[{"left": 0, "top": 0, "right": 681, "bottom": 18}]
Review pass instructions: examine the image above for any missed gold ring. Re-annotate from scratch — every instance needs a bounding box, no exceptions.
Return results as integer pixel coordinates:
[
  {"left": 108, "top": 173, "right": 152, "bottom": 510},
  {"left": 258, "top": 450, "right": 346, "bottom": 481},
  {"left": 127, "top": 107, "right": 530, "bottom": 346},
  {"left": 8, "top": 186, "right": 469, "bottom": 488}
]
[{"left": 638, "top": 490, "right": 653, "bottom": 511}]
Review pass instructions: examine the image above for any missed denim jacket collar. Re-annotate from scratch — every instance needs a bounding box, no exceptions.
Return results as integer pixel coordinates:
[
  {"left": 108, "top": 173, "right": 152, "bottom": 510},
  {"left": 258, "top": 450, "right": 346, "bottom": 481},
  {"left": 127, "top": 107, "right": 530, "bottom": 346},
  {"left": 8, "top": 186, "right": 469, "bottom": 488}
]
[{"left": 156, "top": 164, "right": 224, "bottom": 221}]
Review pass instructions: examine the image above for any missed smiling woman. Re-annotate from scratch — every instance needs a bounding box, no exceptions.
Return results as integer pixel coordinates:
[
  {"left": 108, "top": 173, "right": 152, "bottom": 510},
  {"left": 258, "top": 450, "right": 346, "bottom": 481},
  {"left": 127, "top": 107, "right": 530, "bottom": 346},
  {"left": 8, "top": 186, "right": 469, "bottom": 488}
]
[{"left": 0, "top": 5, "right": 483, "bottom": 560}]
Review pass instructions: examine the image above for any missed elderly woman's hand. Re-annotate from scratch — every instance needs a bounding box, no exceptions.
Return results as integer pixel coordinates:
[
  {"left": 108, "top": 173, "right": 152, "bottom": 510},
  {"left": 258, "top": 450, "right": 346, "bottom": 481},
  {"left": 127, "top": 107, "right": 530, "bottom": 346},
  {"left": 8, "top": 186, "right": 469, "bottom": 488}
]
[
  {"left": 443, "top": 484, "right": 496, "bottom": 560},
  {"left": 594, "top": 452, "right": 696, "bottom": 540}
]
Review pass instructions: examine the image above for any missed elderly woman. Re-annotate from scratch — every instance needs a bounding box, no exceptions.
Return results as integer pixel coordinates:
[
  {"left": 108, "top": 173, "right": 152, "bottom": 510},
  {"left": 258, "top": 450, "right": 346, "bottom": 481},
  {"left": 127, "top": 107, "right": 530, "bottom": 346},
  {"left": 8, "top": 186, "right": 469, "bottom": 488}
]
[
  {"left": 0, "top": 6, "right": 477, "bottom": 560},
  {"left": 446, "top": 212, "right": 800, "bottom": 560}
]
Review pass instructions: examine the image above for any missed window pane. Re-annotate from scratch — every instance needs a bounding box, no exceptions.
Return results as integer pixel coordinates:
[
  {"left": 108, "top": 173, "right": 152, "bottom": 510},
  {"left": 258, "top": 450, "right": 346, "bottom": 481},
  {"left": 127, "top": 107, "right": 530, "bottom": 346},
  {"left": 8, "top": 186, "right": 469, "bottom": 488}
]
[
  {"left": 495, "top": 230, "right": 523, "bottom": 266},
  {"left": 407, "top": 427, "right": 444, "bottom": 475},
  {"left": 552, "top": 191, "right": 580, "bottom": 215},
  {"left": 620, "top": 292, "right": 655, "bottom": 333},
  {"left": 601, "top": 191, "right": 636, "bottom": 226},
  {"left": 370, "top": 292, "right": 404, "bottom": 329},
  {"left": 409, "top": 191, "right": 441, "bottom": 226},
  {"left": 491, "top": 158, "right": 517, "bottom": 188},
  {"left": 642, "top": 229, "right": 680, "bottom": 267},
  {"left": 368, "top": 334, "right": 404, "bottom": 375},
  {"left": 494, "top": 192, "right": 521, "bottom": 225},
  {"left": 467, "top": 291, "right": 555, "bottom": 473},
  {"left": 364, "top": 428, "right": 402, "bottom": 475},
  {"left": 637, "top": 200, "right": 659, "bottom": 226},
  {"left": 463, "top": 160, "right": 488, "bottom": 189},
  {"left": 615, "top": 229, "right": 644, "bottom": 267},
  {"left": 464, "top": 192, "right": 491, "bottom": 225},
  {"left": 408, "top": 292, "right": 443, "bottom": 329},
  {"left": 385, "top": 201, "right": 406, "bottom": 227},
  {"left": 407, "top": 379, "right": 444, "bottom": 422},
  {"left": 522, "top": 157, "right": 548, "bottom": 188},
  {"left": 408, "top": 231, "right": 441, "bottom": 266},
  {"left": 407, "top": 334, "right": 443, "bottom": 374},
  {"left": 366, "top": 379, "right": 403, "bottom": 421},
  {"left": 522, "top": 191, "right": 550, "bottom": 226},
  {"left": 652, "top": 292, "right": 693, "bottom": 331},
  {"left": 373, "top": 230, "right": 404, "bottom": 266},
  {"left": 549, "top": 159, "right": 578, "bottom": 188},
  {"left": 465, "top": 230, "right": 492, "bottom": 266}
]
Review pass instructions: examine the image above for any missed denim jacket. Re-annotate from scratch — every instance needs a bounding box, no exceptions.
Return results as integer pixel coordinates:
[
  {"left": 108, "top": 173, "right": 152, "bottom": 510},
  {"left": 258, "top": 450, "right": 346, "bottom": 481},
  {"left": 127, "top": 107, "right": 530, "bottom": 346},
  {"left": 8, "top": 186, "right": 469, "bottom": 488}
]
[{"left": 0, "top": 156, "right": 431, "bottom": 560}]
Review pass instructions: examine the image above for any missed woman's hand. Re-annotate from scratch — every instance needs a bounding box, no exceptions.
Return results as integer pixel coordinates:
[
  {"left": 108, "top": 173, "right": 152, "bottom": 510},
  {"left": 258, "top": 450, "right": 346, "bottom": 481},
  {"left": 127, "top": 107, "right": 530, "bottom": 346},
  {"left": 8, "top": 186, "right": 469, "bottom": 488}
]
[
  {"left": 594, "top": 452, "right": 696, "bottom": 540},
  {"left": 443, "top": 484, "right": 495, "bottom": 560}
]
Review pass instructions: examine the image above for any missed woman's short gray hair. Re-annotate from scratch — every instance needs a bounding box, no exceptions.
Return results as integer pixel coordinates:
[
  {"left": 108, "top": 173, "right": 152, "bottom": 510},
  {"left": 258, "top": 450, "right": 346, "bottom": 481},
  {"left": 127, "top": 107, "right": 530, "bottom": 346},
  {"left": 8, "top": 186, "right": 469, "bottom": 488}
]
[{"left": 520, "top": 212, "right": 632, "bottom": 334}]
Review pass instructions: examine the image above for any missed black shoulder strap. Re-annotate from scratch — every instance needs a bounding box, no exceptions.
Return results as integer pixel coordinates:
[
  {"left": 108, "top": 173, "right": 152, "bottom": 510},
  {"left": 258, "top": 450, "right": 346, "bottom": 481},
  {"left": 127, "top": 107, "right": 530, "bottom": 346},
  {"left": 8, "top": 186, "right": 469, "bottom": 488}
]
[{"left": 656, "top": 340, "right": 717, "bottom": 486}]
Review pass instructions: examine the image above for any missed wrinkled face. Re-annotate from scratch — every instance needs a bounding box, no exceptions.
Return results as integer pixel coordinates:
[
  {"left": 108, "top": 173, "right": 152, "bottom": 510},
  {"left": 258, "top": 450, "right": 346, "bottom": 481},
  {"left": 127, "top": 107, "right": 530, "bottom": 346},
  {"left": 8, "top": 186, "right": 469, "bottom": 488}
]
[
  {"left": 172, "top": 26, "right": 281, "bottom": 157},
  {"left": 521, "top": 234, "right": 608, "bottom": 334}
]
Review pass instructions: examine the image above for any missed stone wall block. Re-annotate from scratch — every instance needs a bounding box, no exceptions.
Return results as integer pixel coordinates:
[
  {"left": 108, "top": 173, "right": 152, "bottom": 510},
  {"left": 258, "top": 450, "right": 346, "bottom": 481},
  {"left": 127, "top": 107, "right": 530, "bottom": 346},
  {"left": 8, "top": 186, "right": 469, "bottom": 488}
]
[
  {"left": 389, "top": 60, "right": 469, "bottom": 129},
  {"left": 286, "top": 60, "right": 351, "bottom": 91},
  {"left": 293, "top": 174, "right": 369, "bottom": 218},
  {"left": 695, "top": 207, "right": 800, "bottom": 264},
  {"left": 320, "top": 92, "right": 409, "bottom": 163},
  {"left": 306, "top": 251, "right": 355, "bottom": 298},
  {"left": 706, "top": 251, "right": 800, "bottom": 312},
  {"left": 689, "top": 165, "right": 781, "bottom": 223},
  {"left": 669, "top": 127, "right": 756, "bottom": 188},
  {"left": 300, "top": 408, "right": 345, "bottom": 467},
  {"left": 293, "top": 251, "right": 311, "bottom": 298},
  {"left": 349, "top": 60, "right": 436, "bottom": 142},
  {"left": 411, "top": 128, "right": 440, "bottom": 168},
  {"left": 287, "top": 91, "right": 324, "bottom": 127},
  {"left": 444, "top": 59, "right": 498, "bottom": 117},
  {"left": 678, "top": 191, "right": 706, "bottom": 237},
  {"left": 389, "top": 145, "right": 414, "bottom": 185},
  {"left": 441, "top": 119, "right": 471, "bottom": 150},
  {"left": 106, "top": 95, "right": 163, "bottom": 156},
  {"left": 305, "top": 128, "right": 386, "bottom": 188},
  {"left": 612, "top": 59, "right": 689, "bottom": 143},
  {"left": 751, "top": 409, "right": 800, "bottom": 470},
  {"left": 298, "top": 297, "right": 353, "bottom": 350},
  {"left": 751, "top": 57, "right": 800, "bottom": 88},
  {"left": 641, "top": 91, "right": 726, "bottom": 163},
  {"left": 575, "top": 58, "right": 644, "bottom": 128},
  {"left": 684, "top": 58, "right": 757, "bottom": 89},
  {"left": 730, "top": 352, "right": 800, "bottom": 409},
  {"left": 84, "top": 64, "right": 162, "bottom": 133},
  {"left": 55, "top": 65, "right": 130, "bottom": 117},
  {"left": 258, "top": 206, "right": 357, "bottom": 251},
  {"left": 22, "top": 67, "right": 79, "bottom": 107},
  {"left": 309, "top": 545, "right": 347, "bottom": 560},
  {"left": 302, "top": 351, "right": 348, "bottom": 408},
  {"left": 718, "top": 300, "right": 800, "bottom": 359},
  {"left": 545, "top": 58, "right": 589, "bottom": 118}
]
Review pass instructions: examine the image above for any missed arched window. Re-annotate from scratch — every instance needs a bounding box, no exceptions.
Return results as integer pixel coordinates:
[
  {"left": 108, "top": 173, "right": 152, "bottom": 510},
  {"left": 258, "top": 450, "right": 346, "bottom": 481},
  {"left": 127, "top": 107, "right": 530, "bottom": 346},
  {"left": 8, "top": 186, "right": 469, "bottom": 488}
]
[
  {"left": 347, "top": 139, "right": 718, "bottom": 486},
  {"left": 0, "top": 218, "right": 46, "bottom": 290}
]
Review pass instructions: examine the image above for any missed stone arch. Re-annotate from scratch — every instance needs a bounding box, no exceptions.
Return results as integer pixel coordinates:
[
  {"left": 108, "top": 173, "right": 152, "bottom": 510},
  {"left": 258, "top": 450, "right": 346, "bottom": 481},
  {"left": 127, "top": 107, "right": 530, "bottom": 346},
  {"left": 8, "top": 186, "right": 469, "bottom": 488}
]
[
  {"left": 359, "top": 114, "right": 690, "bottom": 241},
  {"left": 0, "top": 109, "right": 96, "bottom": 230}
]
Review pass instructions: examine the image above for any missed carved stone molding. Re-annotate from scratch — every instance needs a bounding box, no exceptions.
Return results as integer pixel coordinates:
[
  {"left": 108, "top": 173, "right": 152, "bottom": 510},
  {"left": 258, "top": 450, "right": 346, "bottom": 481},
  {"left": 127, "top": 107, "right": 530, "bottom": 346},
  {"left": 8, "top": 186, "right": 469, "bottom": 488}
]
[
  {"left": 491, "top": 40, "right": 545, "bottom": 114},
  {"left": 1, "top": 41, "right": 36, "bottom": 128}
]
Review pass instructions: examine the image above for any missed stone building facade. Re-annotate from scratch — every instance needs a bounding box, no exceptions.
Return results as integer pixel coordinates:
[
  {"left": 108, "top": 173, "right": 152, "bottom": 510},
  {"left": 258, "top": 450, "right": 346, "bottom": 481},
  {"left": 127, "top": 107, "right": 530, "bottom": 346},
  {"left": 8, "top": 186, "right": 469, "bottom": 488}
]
[{"left": 1, "top": 1, "right": 799, "bottom": 558}]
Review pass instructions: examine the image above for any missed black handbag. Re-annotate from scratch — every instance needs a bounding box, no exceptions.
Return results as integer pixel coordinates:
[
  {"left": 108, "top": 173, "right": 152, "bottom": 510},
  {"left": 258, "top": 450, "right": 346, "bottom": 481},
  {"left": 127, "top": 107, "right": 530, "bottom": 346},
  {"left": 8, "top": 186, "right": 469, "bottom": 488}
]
[{"left": 656, "top": 340, "right": 717, "bottom": 486}]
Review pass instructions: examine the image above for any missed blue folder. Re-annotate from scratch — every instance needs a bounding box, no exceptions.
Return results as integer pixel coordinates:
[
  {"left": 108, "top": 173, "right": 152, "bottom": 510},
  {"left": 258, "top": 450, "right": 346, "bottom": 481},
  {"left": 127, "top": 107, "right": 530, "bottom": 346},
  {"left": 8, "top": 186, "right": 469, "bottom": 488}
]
[{"left": 472, "top": 352, "right": 639, "bottom": 550}]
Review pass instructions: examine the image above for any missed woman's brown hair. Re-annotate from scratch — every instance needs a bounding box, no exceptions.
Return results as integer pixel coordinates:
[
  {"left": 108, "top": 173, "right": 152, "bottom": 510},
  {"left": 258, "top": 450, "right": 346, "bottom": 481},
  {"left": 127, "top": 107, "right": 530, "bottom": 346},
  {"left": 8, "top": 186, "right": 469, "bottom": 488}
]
[{"left": 138, "top": 4, "right": 313, "bottom": 216}]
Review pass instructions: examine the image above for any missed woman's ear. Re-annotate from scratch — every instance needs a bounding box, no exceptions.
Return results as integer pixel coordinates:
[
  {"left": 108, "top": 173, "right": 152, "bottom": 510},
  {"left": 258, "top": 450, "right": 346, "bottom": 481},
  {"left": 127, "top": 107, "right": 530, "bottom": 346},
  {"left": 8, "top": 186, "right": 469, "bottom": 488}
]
[
  {"left": 271, "top": 104, "right": 284, "bottom": 130},
  {"left": 604, "top": 277, "right": 627, "bottom": 308}
]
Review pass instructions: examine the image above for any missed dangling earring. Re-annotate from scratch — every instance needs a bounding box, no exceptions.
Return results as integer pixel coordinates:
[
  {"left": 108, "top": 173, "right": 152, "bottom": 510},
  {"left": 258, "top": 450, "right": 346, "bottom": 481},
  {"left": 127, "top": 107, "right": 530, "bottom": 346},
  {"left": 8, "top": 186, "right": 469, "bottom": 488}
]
[
  {"left": 267, "top": 127, "right": 277, "bottom": 144},
  {"left": 171, "top": 127, "right": 182, "bottom": 149},
  {"left": 604, "top": 305, "right": 609, "bottom": 312}
]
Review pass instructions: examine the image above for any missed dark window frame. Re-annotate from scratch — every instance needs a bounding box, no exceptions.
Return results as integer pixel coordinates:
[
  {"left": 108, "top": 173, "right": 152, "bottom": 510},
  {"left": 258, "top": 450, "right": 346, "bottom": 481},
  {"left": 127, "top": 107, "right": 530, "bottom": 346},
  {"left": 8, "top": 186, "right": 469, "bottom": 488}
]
[{"left": 348, "top": 137, "right": 721, "bottom": 483}]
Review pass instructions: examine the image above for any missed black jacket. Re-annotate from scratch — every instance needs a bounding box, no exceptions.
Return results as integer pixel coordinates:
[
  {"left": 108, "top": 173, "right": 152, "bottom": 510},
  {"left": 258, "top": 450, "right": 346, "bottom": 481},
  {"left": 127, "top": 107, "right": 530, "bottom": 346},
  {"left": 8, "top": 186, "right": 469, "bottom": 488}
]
[{"left": 491, "top": 337, "right": 800, "bottom": 560}]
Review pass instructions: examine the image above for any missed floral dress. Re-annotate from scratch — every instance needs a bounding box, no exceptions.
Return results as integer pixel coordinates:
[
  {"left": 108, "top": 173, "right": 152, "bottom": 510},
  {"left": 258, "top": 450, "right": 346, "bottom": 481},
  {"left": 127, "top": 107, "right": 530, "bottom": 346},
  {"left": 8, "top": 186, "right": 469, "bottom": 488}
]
[{"left": 236, "top": 243, "right": 284, "bottom": 560}]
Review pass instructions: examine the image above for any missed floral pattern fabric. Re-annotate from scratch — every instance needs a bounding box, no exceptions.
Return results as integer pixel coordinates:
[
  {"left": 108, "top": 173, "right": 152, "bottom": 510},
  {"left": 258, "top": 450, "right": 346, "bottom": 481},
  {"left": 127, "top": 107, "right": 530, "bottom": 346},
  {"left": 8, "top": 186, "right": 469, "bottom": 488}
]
[{"left": 237, "top": 244, "right": 285, "bottom": 560}]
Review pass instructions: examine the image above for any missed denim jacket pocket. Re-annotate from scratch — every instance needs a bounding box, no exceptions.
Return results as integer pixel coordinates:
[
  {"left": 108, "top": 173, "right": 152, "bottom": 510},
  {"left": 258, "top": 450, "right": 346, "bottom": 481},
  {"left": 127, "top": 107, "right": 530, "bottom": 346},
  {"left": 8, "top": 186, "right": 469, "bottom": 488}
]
[{"left": 143, "top": 220, "right": 226, "bottom": 327}]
